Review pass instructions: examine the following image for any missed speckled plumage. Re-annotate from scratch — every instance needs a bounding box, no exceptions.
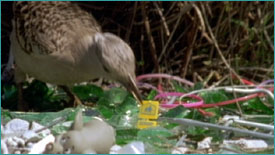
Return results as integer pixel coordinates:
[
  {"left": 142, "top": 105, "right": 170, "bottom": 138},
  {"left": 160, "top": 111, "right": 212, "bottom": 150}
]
[
  {"left": 11, "top": 1, "right": 142, "bottom": 103},
  {"left": 13, "top": 1, "right": 101, "bottom": 55}
]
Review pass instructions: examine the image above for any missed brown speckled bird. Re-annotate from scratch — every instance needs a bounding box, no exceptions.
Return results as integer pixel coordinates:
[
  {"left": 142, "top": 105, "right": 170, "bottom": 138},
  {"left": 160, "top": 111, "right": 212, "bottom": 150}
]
[{"left": 11, "top": 1, "right": 142, "bottom": 110}]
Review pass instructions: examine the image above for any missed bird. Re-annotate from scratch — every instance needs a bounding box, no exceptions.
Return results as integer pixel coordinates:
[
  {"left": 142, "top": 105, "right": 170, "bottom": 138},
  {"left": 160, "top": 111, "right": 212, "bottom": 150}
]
[{"left": 10, "top": 1, "right": 142, "bottom": 110}]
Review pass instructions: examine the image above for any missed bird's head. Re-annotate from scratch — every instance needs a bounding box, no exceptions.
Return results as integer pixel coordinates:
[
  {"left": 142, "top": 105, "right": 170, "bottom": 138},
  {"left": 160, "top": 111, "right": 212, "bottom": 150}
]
[{"left": 92, "top": 32, "right": 142, "bottom": 104}]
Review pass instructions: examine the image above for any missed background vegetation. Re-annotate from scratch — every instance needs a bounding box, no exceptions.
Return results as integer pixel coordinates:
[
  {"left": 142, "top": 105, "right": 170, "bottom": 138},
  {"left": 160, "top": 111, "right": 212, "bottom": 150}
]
[{"left": 1, "top": 2, "right": 274, "bottom": 154}]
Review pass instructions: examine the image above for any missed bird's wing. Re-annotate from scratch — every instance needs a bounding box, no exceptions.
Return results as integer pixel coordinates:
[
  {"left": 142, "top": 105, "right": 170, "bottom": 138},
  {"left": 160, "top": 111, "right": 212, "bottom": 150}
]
[{"left": 13, "top": 1, "right": 101, "bottom": 55}]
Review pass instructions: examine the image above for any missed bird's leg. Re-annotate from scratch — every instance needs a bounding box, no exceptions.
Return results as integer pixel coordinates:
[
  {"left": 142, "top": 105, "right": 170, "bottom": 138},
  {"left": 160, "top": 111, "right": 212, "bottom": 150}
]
[
  {"left": 17, "top": 82, "right": 29, "bottom": 111},
  {"left": 14, "top": 65, "right": 29, "bottom": 111},
  {"left": 59, "top": 85, "right": 83, "bottom": 107}
]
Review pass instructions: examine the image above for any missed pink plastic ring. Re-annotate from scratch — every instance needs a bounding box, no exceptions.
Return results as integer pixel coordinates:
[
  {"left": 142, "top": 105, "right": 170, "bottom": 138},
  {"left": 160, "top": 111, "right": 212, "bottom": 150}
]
[{"left": 154, "top": 92, "right": 204, "bottom": 108}]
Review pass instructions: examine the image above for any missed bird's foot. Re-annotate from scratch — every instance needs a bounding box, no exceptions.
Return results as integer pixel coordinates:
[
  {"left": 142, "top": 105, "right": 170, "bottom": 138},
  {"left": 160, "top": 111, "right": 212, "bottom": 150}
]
[
  {"left": 59, "top": 85, "right": 83, "bottom": 107},
  {"left": 71, "top": 94, "right": 83, "bottom": 107}
]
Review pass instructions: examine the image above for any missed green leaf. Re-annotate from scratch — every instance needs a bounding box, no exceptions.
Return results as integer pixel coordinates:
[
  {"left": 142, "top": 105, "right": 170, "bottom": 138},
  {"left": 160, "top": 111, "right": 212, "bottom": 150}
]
[
  {"left": 116, "top": 128, "right": 139, "bottom": 145},
  {"left": 161, "top": 106, "right": 190, "bottom": 118},
  {"left": 137, "top": 127, "right": 176, "bottom": 154},
  {"left": 200, "top": 90, "right": 229, "bottom": 104},
  {"left": 172, "top": 81, "right": 188, "bottom": 93},
  {"left": 194, "top": 82, "right": 204, "bottom": 90},
  {"left": 116, "top": 95, "right": 139, "bottom": 114},
  {"left": 244, "top": 98, "right": 274, "bottom": 115},
  {"left": 146, "top": 90, "right": 158, "bottom": 100},
  {"left": 72, "top": 84, "right": 103, "bottom": 101}
]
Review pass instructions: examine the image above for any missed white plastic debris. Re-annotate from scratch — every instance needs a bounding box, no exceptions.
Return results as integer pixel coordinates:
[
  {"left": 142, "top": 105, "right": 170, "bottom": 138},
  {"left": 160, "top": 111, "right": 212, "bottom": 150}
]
[
  {"left": 223, "top": 139, "right": 268, "bottom": 149},
  {"left": 110, "top": 145, "right": 122, "bottom": 154},
  {"left": 6, "top": 137, "right": 18, "bottom": 147},
  {"left": 6, "top": 137, "right": 25, "bottom": 147},
  {"left": 222, "top": 115, "right": 240, "bottom": 122},
  {"left": 110, "top": 141, "right": 145, "bottom": 154},
  {"left": 1, "top": 139, "right": 9, "bottom": 154},
  {"left": 197, "top": 137, "right": 212, "bottom": 149},
  {"left": 28, "top": 134, "right": 55, "bottom": 154},
  {"left": 3, "top": 119, "right": 30, "bottom": 137},
  {"left": 22, "top": 130, "right": 39, "bottom": 141},
  {"left": 29, "top": 121, "right": 51, "bottom": 136},
  {"left": 118, "top": 141, "right": 145, "bottom": 154},
  {"left": 14, "top": 150, "right": 21, "bottom": 154},
  {"left": 171, "top": 147, "right": 189, "bottom": 154}
]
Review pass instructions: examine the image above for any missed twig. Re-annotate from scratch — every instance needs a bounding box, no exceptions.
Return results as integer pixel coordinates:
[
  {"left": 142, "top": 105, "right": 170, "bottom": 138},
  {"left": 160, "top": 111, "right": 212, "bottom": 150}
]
[
  {"left": 141, "top": 2, "right": 160, "bottom": 73},
  {"left": 209, "top": 74, "right": 229, "bottom": 89},
  {"left": 257, "top": 6, "right": 274, "bottom": 51},
  {"left": 125, "top": 2, "right": 137, "bottom": 42},
  {"left": 158, "top": 3, "right": 193, "bottom": 63},
  {"left": 181, "top": 23, "right": 198, "bottom": 78},
  {"left": 200, "top": 4, "right": 244, "bottom": 85},
  {"left": 164, "top": 2, "right": 177, "bottom": 17},
  {"left": 153, "top": 2, "right": 170, "bottom": 37},
  {"left": 238, "top": 67, "right": 274, "bottom": 72},
  {"left": 263, "top": 29, "right": 274, "bottom": 51},
  {"left": 192, "top": 3, "right": 205, "bottom": 34}
]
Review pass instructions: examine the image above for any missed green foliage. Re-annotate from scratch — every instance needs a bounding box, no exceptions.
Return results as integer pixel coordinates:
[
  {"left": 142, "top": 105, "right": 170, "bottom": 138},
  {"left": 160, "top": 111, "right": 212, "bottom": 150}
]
[
  {"left": 137, "top": 127, "right": 177, "bottom": 154},
  {"left": 146, "top": 89, "right": 158, "bottom": 100},
  {"left": 242, "top": 98, "right": 274, "bottom": 115},
  {"left": 116, "top": 128, "right": 139, "bottom": 145},
  {"left": 1, "top": 79, "right": 274, "bottom": 153},
  {"left": 2, "top": 84, "right": 18, "bottom": 109},
  {"left": 200, "top": 90, "right": 230, "bottom": 104},
  {"left": 72, "top": 84, "right": 103, "bottom": 101}
]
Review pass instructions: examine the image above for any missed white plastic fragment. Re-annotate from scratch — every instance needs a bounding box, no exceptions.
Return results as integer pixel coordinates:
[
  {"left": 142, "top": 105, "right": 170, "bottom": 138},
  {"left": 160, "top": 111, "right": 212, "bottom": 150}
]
[
  {"left": 1, "top": 139, "right": 9, "bottom": 154},
  {"left": 29, "top": 121, "right": 51, "bottom": 136},
  {"left": 6, "top": 137, "right": 25, "bottom": 147},
  {"left": 28, "top": 134, "right": 55, "bottom": 154},
  {"left": 222, "top": 115, "right": 240, "bottom": 122},
  {"left": 197, "top": 137, "right": 212, "bottom": 149},
  {"left": 117, "top": 141, "right": 145, "bottom": 154},
  {"left": 171, "top": 147, "right": 189, "bottom": 154},
  {"left": 223, "top": 139, "right": 268, "bottom": 149},
  {"left": 109, "top": 145, "right": 122, "bottom": 154},
  {"left": 6, "top": 137, "right": 18, "bottom": 147},
  {"left": 110, "top": 141, "right": 145, "bottom": 154},
  {"left": 14, "top": 150, "right": 21, "bottom": 154},
  {"left": 3, "top": 119, "right": 30, "bottom": 137},
  {"left": 22, "top": 130, "right": 39, "bottom": 141},
  {"left": 13, "top": 137, "right": 25, "bottom": 147}
]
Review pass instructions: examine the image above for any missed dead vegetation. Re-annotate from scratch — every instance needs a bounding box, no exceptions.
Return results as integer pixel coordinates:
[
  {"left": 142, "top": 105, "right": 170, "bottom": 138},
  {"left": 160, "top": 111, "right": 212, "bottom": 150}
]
[{"left": 1, "top": 1, "right": 274, "bottom": 86}]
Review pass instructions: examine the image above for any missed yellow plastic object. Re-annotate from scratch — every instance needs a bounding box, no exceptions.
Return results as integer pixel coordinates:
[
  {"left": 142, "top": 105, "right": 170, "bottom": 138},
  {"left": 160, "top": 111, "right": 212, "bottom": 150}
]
[
  {"left": 137, "top": 119, "right": 157, "bottom": 129},
  {"left": 139, "top": 100, "right": 159, "bottom": 119},
  {"left": 137, "top": 100, "right": 159, "bottom": 129}
]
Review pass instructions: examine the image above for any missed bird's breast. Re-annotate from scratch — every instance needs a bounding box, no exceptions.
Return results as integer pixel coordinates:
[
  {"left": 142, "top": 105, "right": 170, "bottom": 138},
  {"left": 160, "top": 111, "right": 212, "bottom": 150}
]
[{"left": 11, "top": 29, "right": 103, "bottom": 85}]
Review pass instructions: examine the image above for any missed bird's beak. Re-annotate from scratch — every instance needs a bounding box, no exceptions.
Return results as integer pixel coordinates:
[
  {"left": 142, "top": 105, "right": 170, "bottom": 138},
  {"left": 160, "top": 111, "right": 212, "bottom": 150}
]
[{"left": 127, "top": 75, "right": 143, "bottom": 104}]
